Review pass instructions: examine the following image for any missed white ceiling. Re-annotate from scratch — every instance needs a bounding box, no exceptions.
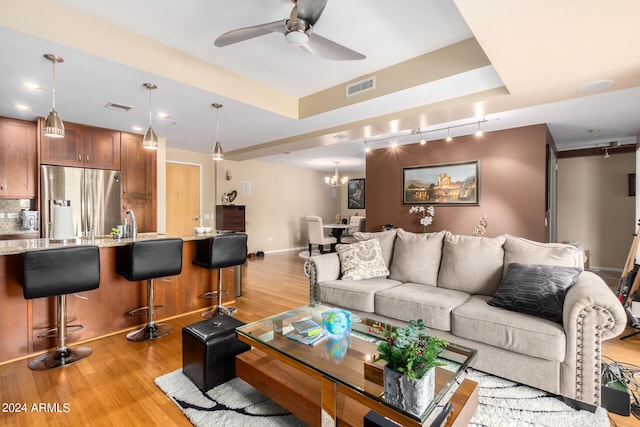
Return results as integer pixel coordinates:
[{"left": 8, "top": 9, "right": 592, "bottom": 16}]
[{"left": 1, "top": 0, "right": 639, "bottom": 175}]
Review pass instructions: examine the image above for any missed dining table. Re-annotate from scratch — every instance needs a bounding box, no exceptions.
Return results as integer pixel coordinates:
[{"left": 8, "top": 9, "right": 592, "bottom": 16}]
[{"left": 323, "top": 223, "right": 350, "bottom": 243}]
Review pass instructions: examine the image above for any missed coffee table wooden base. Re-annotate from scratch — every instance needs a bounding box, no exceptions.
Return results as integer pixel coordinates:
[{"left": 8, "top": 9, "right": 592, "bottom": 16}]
[{"left": 236, "top": 349, "right": 478, "bottom": 426}]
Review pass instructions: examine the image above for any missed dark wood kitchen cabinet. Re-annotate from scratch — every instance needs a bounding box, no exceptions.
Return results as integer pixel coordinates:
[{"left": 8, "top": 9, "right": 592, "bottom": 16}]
[
  {"left": 0, "top": 117, "right": 36, "bottom": 198},
  {"left": 120, "top": 132, "right": 156, "bottom": 232},
  {"left": 39, "top": 119, "right": 120, "bottom": 170},
  {"left": 216, "top": 205, "right": 245, "bottom": 232}
]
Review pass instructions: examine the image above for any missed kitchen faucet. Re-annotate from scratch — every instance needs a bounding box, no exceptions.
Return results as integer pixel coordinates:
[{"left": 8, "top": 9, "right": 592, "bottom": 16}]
[{"left": 125, "top": 209, "right": 137, "bottom": 239}]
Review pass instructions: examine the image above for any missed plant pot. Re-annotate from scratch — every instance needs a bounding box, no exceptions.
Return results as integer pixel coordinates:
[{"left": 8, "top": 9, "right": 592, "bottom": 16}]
[{"left": 383, "top": 366, "right": 435, "bottom": 416}]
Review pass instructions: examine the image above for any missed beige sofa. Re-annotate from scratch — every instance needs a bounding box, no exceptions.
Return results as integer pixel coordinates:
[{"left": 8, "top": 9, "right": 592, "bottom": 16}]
[{"left": 307, "top": 228, "right": 627, "bottom": 406}]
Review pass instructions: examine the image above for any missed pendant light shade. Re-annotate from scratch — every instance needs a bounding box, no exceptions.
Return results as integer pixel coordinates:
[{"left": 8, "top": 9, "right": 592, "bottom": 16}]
[
  {"left": 43, "top": 54, "right": 65, "bottom": 138},
  {"left": 211, "top": 103, "right": 224, "bottom": 161},
  {"left": 325, "top": 161, "right": 348, "bottom": 187},
  {"left": 142, "top": 83, "right": 158, "bottom": 149}
]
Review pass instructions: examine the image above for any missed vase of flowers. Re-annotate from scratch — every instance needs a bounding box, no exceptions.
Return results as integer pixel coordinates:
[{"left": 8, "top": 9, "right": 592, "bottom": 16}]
[
  {"left": 372, "top": 319, "right": 448, "bottom": 415},
  {"left": 409, "top": 205, "right": 435, "bottom": 233}
]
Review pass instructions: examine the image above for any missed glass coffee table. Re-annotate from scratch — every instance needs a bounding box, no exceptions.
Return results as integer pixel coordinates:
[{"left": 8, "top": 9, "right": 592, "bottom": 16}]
[{"left": 235, "top": 304, "right": 478, "bottom": 426}]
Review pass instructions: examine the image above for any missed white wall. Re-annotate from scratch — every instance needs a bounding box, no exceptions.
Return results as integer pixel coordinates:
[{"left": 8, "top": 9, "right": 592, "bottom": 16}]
[
  {"left": 557, "top": 152, "right": 635, "bottom": 270},
  {"left": 214, "top": 159, "right": 340, "bottom": 254}
]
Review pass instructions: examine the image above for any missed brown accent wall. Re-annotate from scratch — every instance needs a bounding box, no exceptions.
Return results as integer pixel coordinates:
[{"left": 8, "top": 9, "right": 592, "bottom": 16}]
[{"left": 365, "top": 124, "right": 549, "bottom": 241}]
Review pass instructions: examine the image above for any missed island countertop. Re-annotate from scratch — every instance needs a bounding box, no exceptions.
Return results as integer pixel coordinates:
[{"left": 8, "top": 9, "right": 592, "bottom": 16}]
[
  {"left": 0, "top": 231, "right": 240, "bottom": 364},
  {"left": 0, "top": 231, "right": 218, "bottom": 256}
]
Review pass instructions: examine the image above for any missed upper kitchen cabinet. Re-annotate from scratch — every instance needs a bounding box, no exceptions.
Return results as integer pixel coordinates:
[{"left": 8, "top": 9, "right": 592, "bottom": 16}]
[
  {"left": 0, "top": 117, "right": 37, "bottom": 198},
  {"left": 121, "top": 132, "right": 157, "bottom": 232},
  {"left": 39, "top": 119, "right": 120, "bottom": 170},
  {"left": 121, "top": 132, "right": 155, "bottom": 199}
]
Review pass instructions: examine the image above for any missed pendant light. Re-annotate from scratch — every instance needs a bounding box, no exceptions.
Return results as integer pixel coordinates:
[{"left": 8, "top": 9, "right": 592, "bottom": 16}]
[
  {"left": 211, "top": 103, "right": 224, "bottom": 161},
  {"left": 43, "top": 54, "right": 65, "bottom": 138},
  {"left": 142, "top": 83, "right": 158, "bottom": 149},
  {"left": 325, "top": 161, "right": 348, "bottom": 187}
]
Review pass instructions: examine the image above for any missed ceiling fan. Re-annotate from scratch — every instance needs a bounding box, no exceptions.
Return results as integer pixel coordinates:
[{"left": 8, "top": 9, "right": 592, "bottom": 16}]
[{"left": 214, "top": 0, "right": 366, "bottom": 61}]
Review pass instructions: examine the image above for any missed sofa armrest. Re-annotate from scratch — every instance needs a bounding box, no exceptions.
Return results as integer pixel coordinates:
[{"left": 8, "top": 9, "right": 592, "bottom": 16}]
[
  {"left": 307, "top": 253, "right": 341, "bottom": 303},
  {"left": 560, "top": 271, "right": 626, "bottom": 405}
]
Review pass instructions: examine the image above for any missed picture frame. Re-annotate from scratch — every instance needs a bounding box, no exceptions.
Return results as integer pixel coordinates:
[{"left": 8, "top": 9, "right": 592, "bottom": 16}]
[
  {"left": 347, "top": 178, "right": 365, "bottom": 209},
  {"left": 403, "top": 161, "right": 479, "bottom": 205}
]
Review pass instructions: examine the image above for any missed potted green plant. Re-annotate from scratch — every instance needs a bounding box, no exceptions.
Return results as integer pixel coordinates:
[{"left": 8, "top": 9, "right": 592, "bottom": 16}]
[{"left": 372, "top": 319, "right": 448, "bottom": 415}]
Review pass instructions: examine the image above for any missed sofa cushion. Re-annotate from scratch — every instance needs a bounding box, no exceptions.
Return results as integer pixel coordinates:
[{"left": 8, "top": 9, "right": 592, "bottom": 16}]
[
  {"left": 319, "top": 278, "right": 402, "bottom": 313},
  {"left": 336, "top": 239, "right": 389, "bottom": 281},
  {"left": 375, "top": 282, "right": 469, "bottom": 331},
  {"left": 488, "top": 263, "right": 582, "bottom": 323},
  {"left": 503, "top": 235, "right": 583, "bottom": 273},
  {"left": 353, "top": 229, "right": 398, "bottom": 268},
  {"left": 438, "top": 232, "right": 506, "bottom": 296},
  {"left": 388, "top": 229, "right": 446, "bottom": 286},
  {"left": 452, "top": 295, "right": 566, "bottom": 362}
]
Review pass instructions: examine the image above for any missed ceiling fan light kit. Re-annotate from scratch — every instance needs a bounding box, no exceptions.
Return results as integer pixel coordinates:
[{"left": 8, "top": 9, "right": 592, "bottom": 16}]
[{"left": 214, "top": 0, "right": 365, "bottom": 61}]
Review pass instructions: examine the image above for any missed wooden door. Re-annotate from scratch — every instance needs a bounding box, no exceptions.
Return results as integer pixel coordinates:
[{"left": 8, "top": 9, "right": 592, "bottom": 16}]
[{"left": 166, "top": 163, "right": 200, "bottom": 234}]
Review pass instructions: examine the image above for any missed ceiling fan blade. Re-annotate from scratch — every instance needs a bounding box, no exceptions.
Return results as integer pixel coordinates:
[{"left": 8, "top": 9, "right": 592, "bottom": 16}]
[
  {"left": 296, "top": 0, "right": 328, "bottom": 26},
  {"left": 301, "top": 33, "right": 366, "bottom": 60},
  {"left": 215, "top": 20, "right": 286, "bottom": 47}
]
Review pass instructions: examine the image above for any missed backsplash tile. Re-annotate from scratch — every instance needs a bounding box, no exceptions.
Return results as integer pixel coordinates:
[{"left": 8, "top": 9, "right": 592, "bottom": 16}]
[{"left": 0, "top": 199, "right": 34, "bottom": 233}]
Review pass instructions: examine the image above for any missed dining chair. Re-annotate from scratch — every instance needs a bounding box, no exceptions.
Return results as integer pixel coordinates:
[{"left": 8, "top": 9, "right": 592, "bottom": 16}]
[
  {"left": 305, "top": 216, "right": 337, "bottom": 254},
  {"left": 340, "top": 216, "right": 366, "bottom": 244}
]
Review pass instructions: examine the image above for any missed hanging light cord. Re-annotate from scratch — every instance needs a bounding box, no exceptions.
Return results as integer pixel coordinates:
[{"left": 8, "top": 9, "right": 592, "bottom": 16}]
[
  {"left": 147, "top": 87, "right": 153, "bottom": 128},
  {"left": 51, "top": 59, "right": 56, "bottom": 110},
  {"left": 215, "top": 105, "right": 220, "bottom": 142}
]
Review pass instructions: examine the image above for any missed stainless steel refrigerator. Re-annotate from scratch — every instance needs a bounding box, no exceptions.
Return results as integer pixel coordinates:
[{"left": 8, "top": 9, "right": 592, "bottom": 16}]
[{"left": 40, "top": 165, "right": 122, "bottom": 238}]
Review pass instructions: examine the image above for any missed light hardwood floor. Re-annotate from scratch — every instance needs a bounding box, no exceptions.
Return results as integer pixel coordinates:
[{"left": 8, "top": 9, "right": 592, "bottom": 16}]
[{"left": 0, "top": 251, "right": 637, "bottom": 426}]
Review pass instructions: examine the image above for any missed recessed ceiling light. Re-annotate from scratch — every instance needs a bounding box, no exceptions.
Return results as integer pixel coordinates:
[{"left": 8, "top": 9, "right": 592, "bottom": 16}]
[
  {"left": 132, "top": 126, "right": 144, "bottom": 132},
  {"left": 13, "top": 104, "right": 32, "bottom": 111},
  {"left": 580, "top": 80, "right": 614, "bottom": 92},
  {"left": 20, "top": 82, "right": 43, "bottom": 90},
  {"left": 588, "top": 128, "right": 602, "bottom": 134},
  {"left": 156, "top": 113, "right": 171, "bottom": 119}
]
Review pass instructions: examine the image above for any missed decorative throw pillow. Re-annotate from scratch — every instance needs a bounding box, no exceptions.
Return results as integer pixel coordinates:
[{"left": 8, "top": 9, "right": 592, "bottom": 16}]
[
  {"left": 388, "top": 229, "right": 446, "bottom": 286},
  {"left": 353, "top": 228, "right": 398, "bottom": 268},
  {"left": 488, "top": 262, "right": 582, "bottom": 323},
  {"left": 336, "top": 239, "right": 390, "bottom": 281},
  {"left": 503, "top": 235, "right": 583, "bottom": 275}
]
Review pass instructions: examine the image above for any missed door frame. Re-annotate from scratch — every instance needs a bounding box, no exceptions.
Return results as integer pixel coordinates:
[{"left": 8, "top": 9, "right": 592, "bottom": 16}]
[{"left": 166, "top": 161, "right": 203, "bottom": 230}]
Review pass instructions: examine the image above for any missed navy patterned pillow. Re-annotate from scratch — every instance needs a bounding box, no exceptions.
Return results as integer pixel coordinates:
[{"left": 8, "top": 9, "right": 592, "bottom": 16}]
[{"left": 487, "top": 263, "right": 582, "bottom": 323}]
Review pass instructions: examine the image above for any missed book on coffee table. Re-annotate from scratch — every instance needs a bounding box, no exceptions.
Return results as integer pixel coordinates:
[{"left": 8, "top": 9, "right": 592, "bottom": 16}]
[
  {"left": 286, "top": 329, "right": 327, "bottom": 346},
  {"left": 291, "top": 319, "right": 322, "bottom": 337}
]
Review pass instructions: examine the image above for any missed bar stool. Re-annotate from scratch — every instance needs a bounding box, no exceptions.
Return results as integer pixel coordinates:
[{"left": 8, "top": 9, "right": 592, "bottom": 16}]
[
  {"left": 193, "top": 233, "right": 247, "bottom": 318},
  {"left": 22, "top": 246, "right": 100, "bottom": 370},
  {"left": 116, "top": 238, "right": 183, "bottom": 341}
]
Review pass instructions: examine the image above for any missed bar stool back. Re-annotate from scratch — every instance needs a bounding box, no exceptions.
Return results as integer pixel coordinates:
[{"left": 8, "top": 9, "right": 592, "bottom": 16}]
[
  {"left": 193, "top": 233, "right": 247, "bottom": 318},
  {"left": 116, "top": 238, "right": 183, "bottom": 341},
  {"left": 22, "top": 246, "right": 100, "bottom": 370}
]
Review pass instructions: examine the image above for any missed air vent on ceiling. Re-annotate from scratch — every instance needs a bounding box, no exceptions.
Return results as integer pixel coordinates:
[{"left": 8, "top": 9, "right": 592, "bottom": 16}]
[
  {"left": 104, "top": 102, "right": 134, "bottom": 112},
  {"left": 346, "top": 76, "right": 376, "bottom": 97}
]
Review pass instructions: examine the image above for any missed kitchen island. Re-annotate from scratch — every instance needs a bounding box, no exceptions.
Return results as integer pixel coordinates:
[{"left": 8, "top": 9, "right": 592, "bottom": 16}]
[{"left": 0, "top": 232, "right": 240, "bottom": 364}]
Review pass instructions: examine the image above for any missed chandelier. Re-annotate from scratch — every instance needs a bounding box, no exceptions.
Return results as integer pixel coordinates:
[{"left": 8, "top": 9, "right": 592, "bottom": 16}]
[{"left": 325, "top": 161, "right": 348, "bottom": 187}]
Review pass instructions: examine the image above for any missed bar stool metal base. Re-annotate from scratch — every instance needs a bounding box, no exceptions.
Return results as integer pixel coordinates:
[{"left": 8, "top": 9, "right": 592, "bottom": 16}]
[
  {"left": 126, "top": 323, "right": 172, "bottom": 342},
  {"left": 201, "top": 305, "right": 237, "bottom": 318},
  {"left": 28, "top": 346, "right": 92, "bottom": 370}
]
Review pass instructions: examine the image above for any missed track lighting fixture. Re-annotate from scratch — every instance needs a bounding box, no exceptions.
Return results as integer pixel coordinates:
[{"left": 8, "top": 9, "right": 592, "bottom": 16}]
[
  {"left": 475, "top": 121, "right": 483, "bottom": 137},
  {"left": 364, "top": 140, "right": 370, "bottom": 153},
  {"left": 446, "top": 127, "right": 452, "bottom": 142},
  {"left": 419, "top": 133, "right": 426, "bottom": 145}
]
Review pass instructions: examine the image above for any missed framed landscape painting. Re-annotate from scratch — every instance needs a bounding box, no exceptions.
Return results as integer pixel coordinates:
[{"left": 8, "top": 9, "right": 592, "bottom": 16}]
[
  {"left": 403, "top": 161, "right": 478, "bottom": 205},
  {"left": 347, "top": 178, "right": 365, "bottom": 209}
]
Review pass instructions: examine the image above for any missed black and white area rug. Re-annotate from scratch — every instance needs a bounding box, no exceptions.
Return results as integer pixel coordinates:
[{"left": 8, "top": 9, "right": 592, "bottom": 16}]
[{"left": 155, "top": 368, "right": 609, "bottom": 427}]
